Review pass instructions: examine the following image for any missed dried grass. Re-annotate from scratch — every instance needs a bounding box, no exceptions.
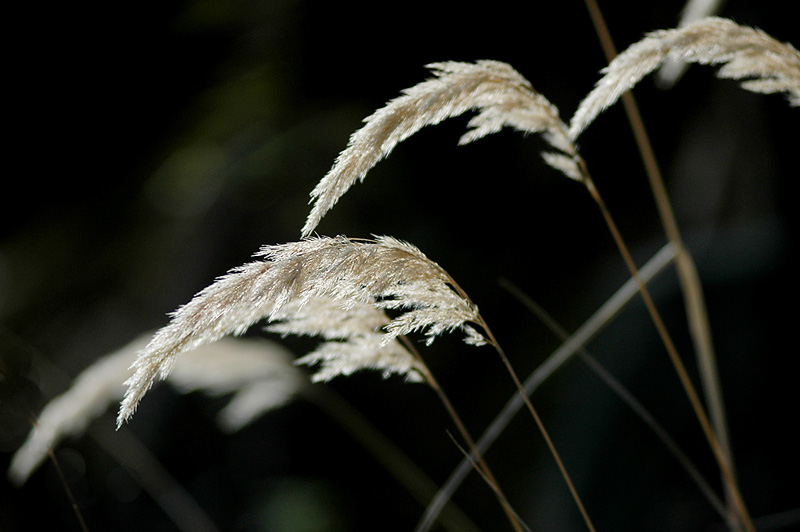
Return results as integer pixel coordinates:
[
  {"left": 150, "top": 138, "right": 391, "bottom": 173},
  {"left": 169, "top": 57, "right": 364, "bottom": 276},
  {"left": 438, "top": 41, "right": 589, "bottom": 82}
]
[
  {"left": 302, "top": 60, "right": 579, "bottom": 237},
  {"left": 117, "top": 235, "right": 486, "bottom": 426},
  {"left": 10, "top": 14, "right": 798, "bottom": 532},
  {"left": 9, "top": 335, "right": 302, "bottom": 485},
  {"left": 571, "top": 17, "right": 800, "bottom": 139}
]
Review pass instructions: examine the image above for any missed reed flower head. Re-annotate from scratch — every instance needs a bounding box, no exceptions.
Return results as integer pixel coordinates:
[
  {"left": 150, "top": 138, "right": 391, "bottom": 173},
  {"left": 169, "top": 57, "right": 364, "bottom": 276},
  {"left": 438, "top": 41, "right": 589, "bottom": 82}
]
[
  {"left": 302, "top": 60, "right": 579, "bottom": 237},
  {"left": 269, "top": 296, "right": 427, "bottom": 383},
  {"left": 570, "top": 17, "right": 800, "bottom": 139},
  {"left": 9, "top": 335, "right": 302, "bottom": 485},
  {"left": 117, "top": 236, "right": 486, "bottom": 427}
]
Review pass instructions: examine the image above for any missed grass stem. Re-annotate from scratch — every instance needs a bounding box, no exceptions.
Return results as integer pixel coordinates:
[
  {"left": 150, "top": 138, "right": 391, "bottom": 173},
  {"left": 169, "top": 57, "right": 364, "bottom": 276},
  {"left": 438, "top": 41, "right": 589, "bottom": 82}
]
[
  {"left": 402, "top": 337, "right": 525, "bottom": 532},
  {"left": 47, "top": 444, "right": 90, "bottom": 532},
  {"left": 582, "top": 2, "right": 748, "bottom": 530},
  {"left": 499, "top": 278, "right": 728, "bottom": 520},
  {"left": 579, "top": 164, "right": 754, "bottom": 532},
  {"left": 415, "top": 243, "right": 676, "bottom": 532}
]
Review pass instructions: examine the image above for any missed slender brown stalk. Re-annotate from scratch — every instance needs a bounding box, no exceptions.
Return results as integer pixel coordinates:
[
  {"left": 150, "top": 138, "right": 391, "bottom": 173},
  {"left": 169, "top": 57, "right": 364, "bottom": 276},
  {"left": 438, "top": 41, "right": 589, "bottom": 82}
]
[
  {"left": 498, "top": 278, "right": 728, "bottom": 519},
  {"left": 47, "top": 445, "right": 90, "bottom": 532},
  {"left": 401, "top": 337, "right": 525, "bottom": 532},
  {"left": 576, "top": 152, "right": 754, "bottom": 532},
  {"left": 597, "top": 200, "right": 752, "bottom": 532},
  {"left": 445, "top": 433, "right": 534, "bottom": 532},
  {"left": 414, "top": 243, "right": 678, "bottom": 532},
  {"left": 476, "top": 320, "right": 597, "bottom": 532},
  {"left": 433, "top": 265, "right": 597, "bottom": 531},
  {"left": 581, "top": 2, "right": 748, "bottom": 530}
]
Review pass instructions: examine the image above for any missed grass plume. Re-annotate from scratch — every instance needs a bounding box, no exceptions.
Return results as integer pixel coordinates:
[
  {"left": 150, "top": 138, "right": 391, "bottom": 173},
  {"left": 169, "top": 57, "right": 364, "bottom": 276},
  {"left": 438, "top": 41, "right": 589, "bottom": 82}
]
[
  {"left": 8, "top": 11, "right": 796, "bottom": 532},
  {"left": 117, "top": 235, "right": 487, "bottom": 427},
  {"left": 570, "top": 16, "right": 800, "bottom": 139},
  {"left": 302, "top": 60, "right": 579, "bottom": 237},
  {"left": 9, "top": 335, "right": 303, "bottom": 486}
]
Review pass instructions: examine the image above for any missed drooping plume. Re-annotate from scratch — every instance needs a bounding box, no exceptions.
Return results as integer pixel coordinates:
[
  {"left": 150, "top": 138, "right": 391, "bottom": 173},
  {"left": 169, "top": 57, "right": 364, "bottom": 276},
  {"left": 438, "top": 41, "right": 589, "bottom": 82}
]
[
  {"left": 9, "top": 335, "right": 303, "bottom": 485},
  {"left": 570, "top": 17, "right": 800, "bottom": 139},
  {"left": 117, "top": 236, "right": 485, "bottom": 426},
  {"left": 302, "top": 60, "right": 579, "bottom": 237}
]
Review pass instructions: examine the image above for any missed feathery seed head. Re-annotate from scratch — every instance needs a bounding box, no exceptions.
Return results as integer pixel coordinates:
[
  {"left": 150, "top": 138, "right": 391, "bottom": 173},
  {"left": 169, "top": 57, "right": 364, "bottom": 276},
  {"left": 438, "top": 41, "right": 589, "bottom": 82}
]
[
  {"left": 570, "top": 17, "right": 800, "bottom": 140},
  {"left": 117, "top": 236, "right": 486, "bottom": 426},
  {"left": 10, "top": 336, "right": 302, "bottom": 485},
  {"left": 302, "top": 61, "right": 579, "bottom": 237}
]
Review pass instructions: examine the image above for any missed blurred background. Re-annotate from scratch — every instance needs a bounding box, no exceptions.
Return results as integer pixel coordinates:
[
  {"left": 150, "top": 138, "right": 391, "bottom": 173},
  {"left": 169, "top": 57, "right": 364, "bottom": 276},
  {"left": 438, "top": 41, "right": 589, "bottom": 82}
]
[{"left": 1, "top": 1, "right": 797, "bottom": 531}]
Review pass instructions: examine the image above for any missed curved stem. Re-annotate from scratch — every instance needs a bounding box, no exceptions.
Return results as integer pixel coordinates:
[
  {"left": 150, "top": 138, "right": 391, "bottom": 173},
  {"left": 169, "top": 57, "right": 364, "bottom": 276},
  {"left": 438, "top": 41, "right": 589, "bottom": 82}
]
[
  {"left": 579, "top": 159, "right": 754, "bottom": 532},
  {"left": 581, "top": 3, "right": 746, "bottom": 530},
  {"left": 414, "top": 244, "right": 676, "bottom": 532},
  {"left": 435, "top": 269, "right": 596, "bottom": 532},
  {"left": 401, "top": 337, "right": 525, "bottom": 532},
  {"left": 476, "top": 319, "right": 597, "bottom": 532}
]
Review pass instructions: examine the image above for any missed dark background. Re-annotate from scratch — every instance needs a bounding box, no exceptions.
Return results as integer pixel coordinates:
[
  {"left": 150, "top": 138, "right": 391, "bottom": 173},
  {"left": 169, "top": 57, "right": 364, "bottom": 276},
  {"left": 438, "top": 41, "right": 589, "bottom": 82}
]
[{"left": 2, "top": 1, "right": 797, "bottom": 531}]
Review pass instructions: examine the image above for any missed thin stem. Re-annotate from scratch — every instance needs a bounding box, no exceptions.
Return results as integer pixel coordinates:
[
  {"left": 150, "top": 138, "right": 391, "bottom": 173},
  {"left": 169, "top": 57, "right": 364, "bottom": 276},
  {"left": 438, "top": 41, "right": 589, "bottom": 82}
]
[
  {"left": 401, "top": 337, "right": 525, "bottom": 532},
  {"left": 436, "top": 268, "right": 596, "bottom": 531},
  {"left": 476, "top": 320, "right": 597, "bottom": 532},
  {"left": 414, "top": 244, "right": 676, "bottom": 532},
  {"left": 47, "top": 444, "right": 90, "bottom": 532},
  {"left": 499, "top": 278, "right": 728, "bottom": 520},
  {"left": 446, "top": 433, "right": 534, "bottom": 532},
  {"left": 581, "top": 2, "right": 745, "bottom": 530},
  {"left": 579, "top": 160, "right": 754, "bottom": 532},
  {"left": 305, "top": 385, "right": 482, "bottom": 532},
  {"left": 445, "top": 272, "right": 595, "bottom": 532}
]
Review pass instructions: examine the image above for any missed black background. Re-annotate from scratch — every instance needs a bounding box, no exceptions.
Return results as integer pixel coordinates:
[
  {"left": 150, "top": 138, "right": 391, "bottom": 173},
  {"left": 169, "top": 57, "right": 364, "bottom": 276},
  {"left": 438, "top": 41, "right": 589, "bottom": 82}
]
[{"left": 2, "top": 1, "right": 798, "bottom": 531}]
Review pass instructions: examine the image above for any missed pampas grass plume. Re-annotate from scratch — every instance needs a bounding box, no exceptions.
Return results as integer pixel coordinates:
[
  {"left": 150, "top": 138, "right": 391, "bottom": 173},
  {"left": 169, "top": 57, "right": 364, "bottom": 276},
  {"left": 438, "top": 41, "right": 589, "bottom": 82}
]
[
  {"left": 302, "top": 60, "right": 580, "bottom": 237},
  {"left": 571, "top": 17, "right": 800, "bottom": 139},
  {"left": 117, "top": 236, "right": 486, "bottom": 427},
  {"left": 9, "top": 335, "right": 303, "bottom": 485}
]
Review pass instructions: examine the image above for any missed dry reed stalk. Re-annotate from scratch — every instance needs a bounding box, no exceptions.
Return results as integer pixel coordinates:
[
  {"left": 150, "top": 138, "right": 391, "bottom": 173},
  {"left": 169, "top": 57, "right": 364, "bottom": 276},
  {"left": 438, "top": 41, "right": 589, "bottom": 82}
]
[
  {"left": 113, "top": 234, "right": 530, "bottom": 530},
  {"left": 582, "top": 4, "right": 742, "bottom": 529},
  {"left": 570, "top": 17, "right": 800, "bottom": 139},
  {"left": 288, "top": 61, "right": 740, "bottom": 524},
  {"left": 298, "top": 19, "right": 798, "bottom": 526},
  {"left": 293, "top": 43, "right": 794, "bottom": 529},
  {"left": 414, "top": 244, "right": 677, "bottom": 532},
  {"left": 577, "top": 11, "right": 799, "bottom": 532},
  {"left": 309, "top": 17, "right": 797, "bottom": 525}
]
